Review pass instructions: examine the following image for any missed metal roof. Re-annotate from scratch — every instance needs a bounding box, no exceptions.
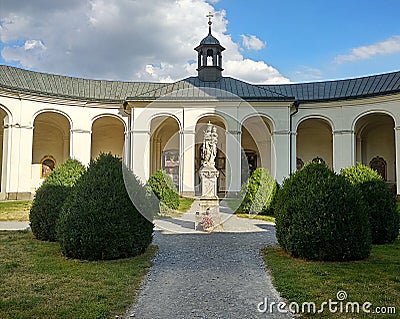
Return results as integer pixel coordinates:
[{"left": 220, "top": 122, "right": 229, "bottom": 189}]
[
  {"left": 200, "top": 34, "right": 221, "bottom": 45},
  {"left": 0, "top": 64, "right": 399, "bottom": 103},
  {"left": 260, "top": 71, "right": 400, "bottom": 102},
  {"left": 0, "top": 65, "right": 164, "bottom": 102},
  {"left": 127, "top": 76, "right": 293, "bottom": 101}
]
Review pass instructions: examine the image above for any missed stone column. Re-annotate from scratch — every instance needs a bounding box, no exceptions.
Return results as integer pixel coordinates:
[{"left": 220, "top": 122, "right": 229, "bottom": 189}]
[
  {"left": 1, "top": 125, "right": 10, "bottom": 198},
  {"left": 333, "top": 129, "right": 355, "bottom": 173},
  {"left": 225, "top": 129, "right": 241, "bottom": 197},
  {"left": 394, "top": 126, "right": 400, "bottom": 195},
  {"left": 0, "top": 130, "right": 3, "bottom": 197},
  {"left": 272, "top": 130, "right": 290, "bottom": 184},
  {"left": 70, "top": 129, "right": 91, "bottom": 166},
  {"left": 132, "top": 129, "right": 151, "bottom": 184},
  {"left": 290, "top": 131, "right": 297, "bottom": 173},
  {"left": 2, "top": 124, "right": 33, "bottom": 199},
  {"left": 181, "top": 129, "right": 195, "bottom": 197},
  {"left": 123, "top": 130, "right": 130, "bottom": 168}
]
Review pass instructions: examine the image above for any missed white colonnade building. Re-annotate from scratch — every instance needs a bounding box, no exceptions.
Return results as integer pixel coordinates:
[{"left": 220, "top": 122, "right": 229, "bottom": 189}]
[{"left": 0, "top": 25, "right": 399, "bottom": 200}]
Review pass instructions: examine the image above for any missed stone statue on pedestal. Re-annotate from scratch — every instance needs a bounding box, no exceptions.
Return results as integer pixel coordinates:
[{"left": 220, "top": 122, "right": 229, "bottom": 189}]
[
  {"left": 195, "top": 122, "right": 221, "bottom": 231},
  {"left": 199, "top": 122, "right": 219, "bottom": 198}
]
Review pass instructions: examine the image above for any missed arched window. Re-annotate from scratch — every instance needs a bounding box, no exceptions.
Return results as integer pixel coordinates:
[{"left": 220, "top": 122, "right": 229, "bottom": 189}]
[
  {"left": 370, "top": 156, "right": 387, "bottom": 180},
  {"left": 41, "top": 156, "right": 56, "bottom": 178}
]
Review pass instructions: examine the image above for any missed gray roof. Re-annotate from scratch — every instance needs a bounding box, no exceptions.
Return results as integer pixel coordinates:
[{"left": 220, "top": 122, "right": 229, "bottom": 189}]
[
  {"left": 200, "top": 33, "right": 221, "bottom": 45},
  {"left": 261, "top": 71, "right": 400, "bottom": 102},
  {"left": 127, "top": 76, "right": 292, "bottom": 101},
  {"left": 0, "top": 64, "right": 399, "bottom": 103},
  {"left": 0, "top": 65, "right": 164, "bottom": 103}
]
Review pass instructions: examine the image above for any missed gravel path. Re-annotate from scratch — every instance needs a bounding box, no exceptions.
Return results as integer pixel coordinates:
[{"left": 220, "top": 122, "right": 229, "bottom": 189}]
[
  {"left": 125, "top": 202, "right": 291, "bottom": 319},
  {"left": 0, "top": 221, "right": 30, "bottom": 230}
]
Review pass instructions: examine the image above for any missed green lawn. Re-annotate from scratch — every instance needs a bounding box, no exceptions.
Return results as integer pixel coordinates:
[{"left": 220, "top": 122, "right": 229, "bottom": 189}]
[
  {"left": 235, "top": 213, "right": 275, "bottom": 223},
  {"left": 0, "top": 197, "right": 194, "bottom": 222},
  {"left": 0, "top": 200, "right": 32, "bottom": 221},
  {"left": 178, "top": 197, "right": 194, "bottom": 212},
  {"left": 0, "top": 231, "right": 157, "bottom": 319},
  {"left": 262, "top": 238, "right": 400, "bottom": 318}
]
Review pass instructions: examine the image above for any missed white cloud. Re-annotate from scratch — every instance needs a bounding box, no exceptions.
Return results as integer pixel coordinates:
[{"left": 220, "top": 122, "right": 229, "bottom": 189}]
[
  {"left": 2, "top": 39, "right": 47, "bottom": 68},
  {"left": 292, "top": 66, "right": 323, "bottom": 82},
  {"left": 24, "top": 39, "right": 46, "bottom": 51},
  {"left": 241, "top": 34, "right": 266, "bottom": 51},
  {"left": 224, "top": 59, "right": 290, "bottom": 84},
  {"left": 335, "top": 35, "right": 400, "bottom": 64},
  {"left": 0, "top": 0, "right": 288, "bottom": 84}
]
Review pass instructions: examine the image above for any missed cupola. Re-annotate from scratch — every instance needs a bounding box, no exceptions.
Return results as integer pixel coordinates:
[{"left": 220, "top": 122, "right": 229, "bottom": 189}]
[{"left": 194, "top": 12, "right": 225, "bottom": 82}]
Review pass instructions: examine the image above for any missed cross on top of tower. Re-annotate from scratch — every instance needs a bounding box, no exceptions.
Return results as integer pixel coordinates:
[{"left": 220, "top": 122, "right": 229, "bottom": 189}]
[
  {"left": 206, "top": 12, "right": 213, "bottom": 24},
  {"left": 206, "top": 12, "right": 213, "bottom": 34}
]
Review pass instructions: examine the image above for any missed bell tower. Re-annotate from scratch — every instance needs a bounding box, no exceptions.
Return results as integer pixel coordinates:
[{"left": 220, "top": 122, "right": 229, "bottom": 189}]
[{"left": 194, "top": 12, "right": 225, "bottom": 82}]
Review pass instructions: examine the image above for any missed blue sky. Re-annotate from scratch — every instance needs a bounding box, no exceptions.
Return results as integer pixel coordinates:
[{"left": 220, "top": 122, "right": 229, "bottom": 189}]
[
  {"left": 212, "top": 0, "right": 400, "bottom": 82},
  {"left": 0, "top": 0, "right": 399, "bottom": 83}
]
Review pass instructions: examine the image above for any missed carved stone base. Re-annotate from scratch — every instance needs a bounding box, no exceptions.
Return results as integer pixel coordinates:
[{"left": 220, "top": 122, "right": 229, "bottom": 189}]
[
  {"left": 194, "top": 198, "right": 222, "bottom": 231},
  {"left": 199, "top": 166, "right": 219, "bottom": 199}
]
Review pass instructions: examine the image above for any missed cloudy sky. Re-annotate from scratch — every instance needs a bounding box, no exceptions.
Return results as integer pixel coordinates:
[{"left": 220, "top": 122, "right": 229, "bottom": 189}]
[{"left": 0, "top": 0, "right": 399, "bottom": 84}]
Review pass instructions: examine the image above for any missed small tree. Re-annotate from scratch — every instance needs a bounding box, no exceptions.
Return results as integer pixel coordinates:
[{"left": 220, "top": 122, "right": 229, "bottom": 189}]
[
  {"left": 29, "top": 159, "right": 85, "bottom": 241},
  {"left": 238, "top": 168, "right": 278, "bottom": 216},
  {"left": 148, "top": 169, "right": 179, "bottom": 210},
  {"left": 275, "top": 163, "right": 371, "bottom": 261},
  {"left": 341, "top": 163, "right": 399, "bottom": 244},
  {"left": 57, "top": 153, "right": 154, "bottom": 260}
]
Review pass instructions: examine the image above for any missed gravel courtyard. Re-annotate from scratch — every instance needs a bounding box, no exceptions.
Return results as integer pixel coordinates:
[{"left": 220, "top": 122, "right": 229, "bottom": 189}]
[{"left": 125, "top": 204, "right": 291, "bottom": 319}]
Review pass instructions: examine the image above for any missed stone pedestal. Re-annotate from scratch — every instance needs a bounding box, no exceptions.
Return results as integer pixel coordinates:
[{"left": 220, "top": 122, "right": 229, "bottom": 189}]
[
  {"left": 199, "top": 166, "right": 219, "bottom": 199},
  {"left": 194, "top": 166, "right": 223, "bottom": 231},
  {"left": 194, "top": 198, "right": 223, "bottom": 231}
]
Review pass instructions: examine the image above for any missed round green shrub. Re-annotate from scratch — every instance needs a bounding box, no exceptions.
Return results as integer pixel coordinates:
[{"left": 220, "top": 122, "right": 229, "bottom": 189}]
[
  {"left": 56, "top": 153, "right": 154, "bottom": 260},
  {"left": 29, "top": 159, "right": 86, "bottom": 241},
  {"left": 238, "top": 167, "right": 278, "bottom": 216},
  {"left": 341, "top": 163, "right": 399, "bottom": 244},
  {"left": 275, "top": 163, "right": 371, "bottom": 261},
  {"left": 148, "top": 169, "right": 179, "bottom": 210}
]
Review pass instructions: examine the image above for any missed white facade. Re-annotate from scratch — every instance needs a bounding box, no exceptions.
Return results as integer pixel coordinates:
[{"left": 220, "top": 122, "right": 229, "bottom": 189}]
[
  {"left": 0, "top": 91, "right": 127, "bottom": 199},
  {"left": 0, "top": 29, "right": 399, "bottom": 199}
]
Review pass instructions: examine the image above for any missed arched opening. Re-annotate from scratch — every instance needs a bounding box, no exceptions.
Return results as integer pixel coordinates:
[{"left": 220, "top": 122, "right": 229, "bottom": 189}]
[
  {"left": 0, "top": 108, "right": 8, "bottom": 193},
  {"left": 91, "top": 116, "right": 125, "bottom": 160},
  {"left": 150, "top": 116, "right": 180, "bottom": 189},
  {"left": 241, "top": 116, "right": 273, "bottom": 184},
  {"left": 297, "top": 118, "right": 333, "bottom": 169},
  {"left": 32, "top": 112, "right": 70, "bottom": 188},
  {"left": 206, "top": 49, "right": 214, "bottom": 66},
  {"left": 195, "top": 116, "right": 226, "bottom": 196},
  {"left": 355, "top": 113, "right": 395, "bottom": 187}
]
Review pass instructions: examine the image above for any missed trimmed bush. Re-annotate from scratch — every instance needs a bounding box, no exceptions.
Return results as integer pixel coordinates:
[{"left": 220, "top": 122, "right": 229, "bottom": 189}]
[
  {"left": 238, "top": 168, "right": 278, "bottom": 216},
  {"left": 341, "top": 163, "right": 399, "bottom": 244},
  {"left": 275, "top": 163, "right": 371, "bottom": 261},
  {"left": 29, "top": 159, "right": 85, "bottom": 241},
  {"left": 148, "top": 169, "right": 179, "bottom": 210},
  {"left": 56, "top": 153, "right": 154, "bottom": 260}
]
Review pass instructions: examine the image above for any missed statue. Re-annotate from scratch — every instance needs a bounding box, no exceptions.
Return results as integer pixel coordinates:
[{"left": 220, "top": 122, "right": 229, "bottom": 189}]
[
  {"left": 202, "top": 122, "right": 218, "bottom": 168},
  {"left": 198, "top": 121, "right": 220, "bottom": 226}
]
